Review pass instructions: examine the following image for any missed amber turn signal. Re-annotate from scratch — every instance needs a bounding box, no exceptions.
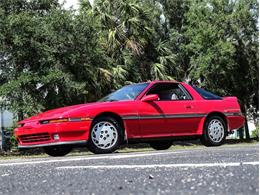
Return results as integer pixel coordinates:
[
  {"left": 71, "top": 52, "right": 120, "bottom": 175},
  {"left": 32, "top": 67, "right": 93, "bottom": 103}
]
[
  {"left": 40, "top": 117, "right": 91, "bottom": 124},
  {"left": 49, "top": 119, "right": 69, "bottom": 123}
]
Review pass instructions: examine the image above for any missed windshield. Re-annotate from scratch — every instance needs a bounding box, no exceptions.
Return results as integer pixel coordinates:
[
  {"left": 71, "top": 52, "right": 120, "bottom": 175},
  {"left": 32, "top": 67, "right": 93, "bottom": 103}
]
[{"left": 98, "top": 83, "right": 149, "bottom": 102}]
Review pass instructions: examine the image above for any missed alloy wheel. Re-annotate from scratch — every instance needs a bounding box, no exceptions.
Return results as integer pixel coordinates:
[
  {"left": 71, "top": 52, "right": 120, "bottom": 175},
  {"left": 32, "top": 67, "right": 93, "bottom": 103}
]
[
  {"left": 91, "top": 121, "right": 118, "bottom": 149},
  {"left": 208, "top": 119, "right": 225, "bottom": 143}
]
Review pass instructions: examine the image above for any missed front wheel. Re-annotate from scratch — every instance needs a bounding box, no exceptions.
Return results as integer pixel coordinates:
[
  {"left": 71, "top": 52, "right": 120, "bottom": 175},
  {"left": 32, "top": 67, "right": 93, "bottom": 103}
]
[
  {"left": 43, "top": 145, "right": 72, "bottom": 157},
  {"left": 150, "top": 141, "right": 172, "bottom": 150},
  {"left": 87, "top": 117, "right": 123, "bottom": 154},
  {"left": 201, "top": 116, "right": 227, "bottom": 146}
]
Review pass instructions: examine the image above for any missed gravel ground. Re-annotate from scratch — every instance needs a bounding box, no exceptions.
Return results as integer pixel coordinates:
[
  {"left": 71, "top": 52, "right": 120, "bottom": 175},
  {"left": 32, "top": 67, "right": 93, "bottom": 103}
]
[{"left": 0, "top": 144, "right": 258, "bottom": 195}]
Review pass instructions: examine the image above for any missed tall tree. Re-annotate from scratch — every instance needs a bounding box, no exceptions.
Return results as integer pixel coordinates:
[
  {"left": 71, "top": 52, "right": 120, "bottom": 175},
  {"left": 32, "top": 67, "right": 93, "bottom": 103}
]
[
  {"left": 182, "top": 0, "right": 258, "bottom": 138},
  {"left": 0, "top": 0, "right": 103, "bottom": 117},
  {"left": 160, "top": 0, "right": 191, "bottom": 80},
  {"left": 86, "top": 0, "right": 177, "bottom": 84}
]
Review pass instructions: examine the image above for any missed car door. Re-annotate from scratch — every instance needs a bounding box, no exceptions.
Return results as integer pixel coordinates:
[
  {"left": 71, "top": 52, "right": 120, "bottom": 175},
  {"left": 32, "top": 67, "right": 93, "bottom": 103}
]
[
  {"left": 137, "top": 99, "right": 168, "bottom": 138},
  {"left": 138, "top": 83, "right": 201, "bottom": 138},
  {"left": 158, "top": 100, "right": 200, "bottom": 135}
]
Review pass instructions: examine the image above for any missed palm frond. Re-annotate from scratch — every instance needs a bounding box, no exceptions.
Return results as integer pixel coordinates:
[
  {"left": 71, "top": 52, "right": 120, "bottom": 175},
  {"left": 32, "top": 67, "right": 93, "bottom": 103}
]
[
  {"left": 98, "top": 67, "right": 112, "bottom": 82},
  {"left": 125, "top": 38, "right": 143, "bottom": 56},
  {"left": 151, "top": 63, "right": 168, "bottom": 80}
]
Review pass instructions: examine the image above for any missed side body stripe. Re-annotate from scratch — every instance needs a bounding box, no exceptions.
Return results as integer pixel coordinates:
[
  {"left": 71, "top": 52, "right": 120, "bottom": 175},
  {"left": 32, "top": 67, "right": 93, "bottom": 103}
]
[
  {"left": 122, "top": 114, "right": 206, "bottom": 120},
  {"left": 122, "top": 112, "right": 243, "bottom": 120}
]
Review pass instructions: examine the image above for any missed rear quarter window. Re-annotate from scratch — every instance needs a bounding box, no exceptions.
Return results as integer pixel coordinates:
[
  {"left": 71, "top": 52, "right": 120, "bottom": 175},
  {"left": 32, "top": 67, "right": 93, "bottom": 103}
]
[{"left": 192, "top": 86, "right": 222, "bottom": 100}]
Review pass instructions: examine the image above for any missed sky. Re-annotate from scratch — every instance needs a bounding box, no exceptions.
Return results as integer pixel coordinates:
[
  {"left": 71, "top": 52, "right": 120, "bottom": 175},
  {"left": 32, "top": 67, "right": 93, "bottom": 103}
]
[{"left": 59, "top": 0, "right": 94, "bottom": 9}]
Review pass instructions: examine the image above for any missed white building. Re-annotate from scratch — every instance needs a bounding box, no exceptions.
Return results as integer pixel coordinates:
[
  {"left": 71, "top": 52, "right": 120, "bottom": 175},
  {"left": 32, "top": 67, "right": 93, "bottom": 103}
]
[{"left": 0, "top": 110, "right": 14, "bottom": 150}]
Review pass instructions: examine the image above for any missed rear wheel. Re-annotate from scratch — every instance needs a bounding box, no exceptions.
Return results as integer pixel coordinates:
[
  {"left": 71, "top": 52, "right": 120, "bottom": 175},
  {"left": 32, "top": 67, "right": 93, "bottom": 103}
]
[
  {"left": 201, "top": 116, "right": 227, "bottom": 146},
  {"left": 44, "top": 145, "right": 72, "bottom": 157},
  {"left": 88, "top": 116, "right": 123, "bottom": 154},
  {"left": 150, "top": 141, "right": 172, "bottom": 150}
]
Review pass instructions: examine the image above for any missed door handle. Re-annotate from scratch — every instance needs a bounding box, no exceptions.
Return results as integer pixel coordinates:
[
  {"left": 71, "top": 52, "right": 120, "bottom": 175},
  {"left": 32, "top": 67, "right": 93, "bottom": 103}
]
[{"left": 185, "top": 105, "right": 192, "bottom": 109}]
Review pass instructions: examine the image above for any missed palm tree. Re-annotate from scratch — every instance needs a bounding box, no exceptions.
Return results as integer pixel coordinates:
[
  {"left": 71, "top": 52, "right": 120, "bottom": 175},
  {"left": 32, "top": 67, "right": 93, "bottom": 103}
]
[{"left": 91, "top": 0, "right": 177, "bottom": 84}]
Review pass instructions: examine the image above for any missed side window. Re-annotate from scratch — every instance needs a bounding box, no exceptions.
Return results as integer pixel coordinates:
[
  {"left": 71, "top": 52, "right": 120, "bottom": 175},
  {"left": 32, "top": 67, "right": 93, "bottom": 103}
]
[
  {"left": 192, "top": 86, "right": 222, "bottom": 100},
  {"left": 147, "top": 83, "right": 192, "bottom": 101}
]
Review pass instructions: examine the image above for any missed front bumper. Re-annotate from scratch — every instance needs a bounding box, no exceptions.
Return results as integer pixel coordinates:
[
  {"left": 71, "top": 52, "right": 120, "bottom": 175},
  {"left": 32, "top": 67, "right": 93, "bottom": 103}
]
[
  {"left": 14, "top": 120, "right": 92, "bottom": 149},
  {"left": 18, "top": 140, "right": 87, "bottom": 149}
]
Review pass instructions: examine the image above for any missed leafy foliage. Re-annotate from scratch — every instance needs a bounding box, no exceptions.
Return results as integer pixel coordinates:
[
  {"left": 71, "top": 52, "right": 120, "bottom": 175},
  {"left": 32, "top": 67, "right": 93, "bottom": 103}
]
[{"left": 251, "top": 125, "right": 259, "bottom": 139}]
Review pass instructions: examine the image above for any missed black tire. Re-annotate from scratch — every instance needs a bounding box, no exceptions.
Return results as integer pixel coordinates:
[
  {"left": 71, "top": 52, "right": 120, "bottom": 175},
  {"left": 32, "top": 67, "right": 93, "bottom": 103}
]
[
  {"left": 200, "top": 115, "right": 227, "bottom": 147},
  {"left": 150, "top": 141, "right": 172, "bottom": 150},
  {"left": 87, "top": 116, "right": 123, "bottom": 154},
  {"left": 44, "top": 145, "right": 72, "bottom": 157}
]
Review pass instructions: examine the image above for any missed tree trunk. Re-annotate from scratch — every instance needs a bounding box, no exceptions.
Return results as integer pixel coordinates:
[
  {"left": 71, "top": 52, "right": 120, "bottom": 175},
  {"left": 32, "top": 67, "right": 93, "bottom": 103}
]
[
  {"left": 239, "top": 103, "right": 250, "bottom": 140},
  {"left": 238, "top": 127, "right": 244, "bottom": 139},
  {"left": 18, "top": 111, "right": 24, "bottom": 121},
  {"left": 243, "top": 105, "right": 250, "bottom": 140},
  {"left": 244, "top": 116, "right": 250, "bottom": 140}
]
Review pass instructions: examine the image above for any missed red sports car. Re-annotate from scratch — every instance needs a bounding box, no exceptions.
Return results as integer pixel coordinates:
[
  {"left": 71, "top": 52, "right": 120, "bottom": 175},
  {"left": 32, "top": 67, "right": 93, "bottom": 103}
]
[{"left": 14, "top": 81, "right": 245, "bottom": 156}]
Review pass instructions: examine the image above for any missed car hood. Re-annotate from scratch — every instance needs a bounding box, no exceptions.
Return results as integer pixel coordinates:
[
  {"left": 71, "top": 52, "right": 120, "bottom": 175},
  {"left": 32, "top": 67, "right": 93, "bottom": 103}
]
[{"left": 19, "top": 102, "right": 99, "bottom": 123}]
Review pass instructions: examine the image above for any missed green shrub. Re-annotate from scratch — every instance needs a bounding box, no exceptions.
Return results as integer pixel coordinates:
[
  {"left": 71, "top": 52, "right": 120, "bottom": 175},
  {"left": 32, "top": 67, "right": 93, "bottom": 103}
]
[
  {"left": 2, "top": 127, "right": 17, "bottom": 151},
  {"left": 252, "top": 125, "right": 259, "bottom": 140}
]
